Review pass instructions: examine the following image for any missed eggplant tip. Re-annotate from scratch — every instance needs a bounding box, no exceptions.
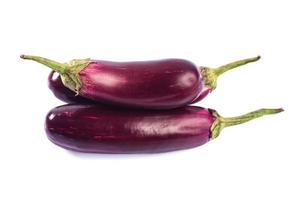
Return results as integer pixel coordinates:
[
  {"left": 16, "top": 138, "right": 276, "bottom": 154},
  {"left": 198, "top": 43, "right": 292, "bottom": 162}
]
[{"left": 20, "top": 54, "right": 25, "bottom": 59}]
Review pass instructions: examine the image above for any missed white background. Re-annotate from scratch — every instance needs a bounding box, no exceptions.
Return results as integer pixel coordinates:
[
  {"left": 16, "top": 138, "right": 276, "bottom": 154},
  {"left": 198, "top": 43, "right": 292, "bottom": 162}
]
[{"left": 0, "top": 0, "right": 298, "bottom": 199}]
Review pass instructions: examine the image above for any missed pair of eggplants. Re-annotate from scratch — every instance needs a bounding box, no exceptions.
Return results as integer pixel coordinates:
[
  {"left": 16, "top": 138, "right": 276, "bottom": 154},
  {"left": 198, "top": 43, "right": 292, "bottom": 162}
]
[{"left": 22, "top": 55, "right": 282, "bottom": 153}]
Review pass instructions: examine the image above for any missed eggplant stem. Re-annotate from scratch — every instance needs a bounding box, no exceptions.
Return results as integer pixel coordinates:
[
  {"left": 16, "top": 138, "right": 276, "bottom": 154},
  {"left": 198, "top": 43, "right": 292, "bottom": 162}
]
[
  {"left": 210, "top": 108, "right": 284, "bottom": 139},
  {"left": 221, "top": 108, "right": 283, "bottom": 127},
  {"left": 21, "top": 54, "right": 90, "bottom": 93},
  {"left": 213, "top": 55, "right": 260, "bottom": 76},
  {"left": 201, "top": 56, "right": 260, "bottom": 90},
  {"left": 20, "top": 55, "right": 67, "bottom": 74}
]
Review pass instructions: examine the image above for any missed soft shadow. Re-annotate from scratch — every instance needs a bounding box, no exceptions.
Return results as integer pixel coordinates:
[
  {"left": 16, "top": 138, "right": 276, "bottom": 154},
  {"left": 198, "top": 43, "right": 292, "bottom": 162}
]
[{"left": 66, "top": 148, "right": 190, "bottom": 160}]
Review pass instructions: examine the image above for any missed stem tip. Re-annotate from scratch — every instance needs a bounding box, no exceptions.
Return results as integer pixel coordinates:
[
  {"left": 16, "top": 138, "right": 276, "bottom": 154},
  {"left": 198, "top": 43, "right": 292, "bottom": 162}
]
[{"left": 275, "top": 108, "right": 284, "bottom": 113}]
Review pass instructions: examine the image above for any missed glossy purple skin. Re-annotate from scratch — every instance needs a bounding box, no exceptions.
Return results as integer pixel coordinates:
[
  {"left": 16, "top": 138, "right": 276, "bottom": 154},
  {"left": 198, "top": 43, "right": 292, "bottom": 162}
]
[
  {"left": 45, "top": 104, "right": 215, "bottom": 153},
  {"left": 48, "top": 62, "right": 211, "bottom": 107},
  {"left": 48, "top": 71, "right": 92, "bottom": 103},
  {"left": 79, "top": 59, "right": 203, "bottom": 109}
]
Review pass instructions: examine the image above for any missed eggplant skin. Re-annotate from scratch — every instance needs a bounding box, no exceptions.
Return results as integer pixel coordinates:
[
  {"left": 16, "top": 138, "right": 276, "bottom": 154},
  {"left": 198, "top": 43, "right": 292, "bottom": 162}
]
[
  {"left": 79, "top": 59, "right": 203, "bottom": 109},
  {"left": 45, "top": 104, "right": 215, "bottom": 153},
  {"left": 48, "top": 69, "right": 209, "bottom": 106},
  {"left": 48, "top": 71, "right": 92, "bottom": 104}
]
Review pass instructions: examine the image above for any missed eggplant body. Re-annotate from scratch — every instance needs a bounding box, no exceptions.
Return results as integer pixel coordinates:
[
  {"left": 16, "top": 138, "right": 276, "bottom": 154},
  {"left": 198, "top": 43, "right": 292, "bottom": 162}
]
[
  {"left": 45, "top": 104, "right": 215, "bottom": 153},
  {"left": 48, "top": 68, "right": 209, "bottom": 105},
  {"left": 78, "top": 59, "right": 203, "bottom": 109}
]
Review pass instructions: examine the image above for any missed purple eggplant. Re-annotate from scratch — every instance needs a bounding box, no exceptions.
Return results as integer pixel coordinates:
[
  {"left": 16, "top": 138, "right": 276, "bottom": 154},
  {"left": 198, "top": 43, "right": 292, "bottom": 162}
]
[
  {"left": 45, "top": 104, "right": 282, "bottom": 153},
  {"left": 22, "top": 55, "right": 260, "bottom": 109}
]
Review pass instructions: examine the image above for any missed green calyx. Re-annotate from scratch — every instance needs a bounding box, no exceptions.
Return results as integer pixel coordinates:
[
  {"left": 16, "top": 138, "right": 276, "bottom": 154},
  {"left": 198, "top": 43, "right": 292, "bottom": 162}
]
[
  {"left": 201, "top": 55, "right": 261, "bottom": 90},
  {"left": 20, "top": 55, "right": 90, "bottom": 94},
  {"left": 210, "top": 108, "right": 284, "bottom": 139}
]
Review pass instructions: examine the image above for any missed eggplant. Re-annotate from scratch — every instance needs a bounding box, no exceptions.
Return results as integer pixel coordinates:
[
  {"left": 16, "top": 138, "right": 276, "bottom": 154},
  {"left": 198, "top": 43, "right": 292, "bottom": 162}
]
[
  {"left": 22, "top": 55, "right": 260, "bottom": 109},
  {"left": 45, "top": 104, "right": 282, "bottom": 153}
]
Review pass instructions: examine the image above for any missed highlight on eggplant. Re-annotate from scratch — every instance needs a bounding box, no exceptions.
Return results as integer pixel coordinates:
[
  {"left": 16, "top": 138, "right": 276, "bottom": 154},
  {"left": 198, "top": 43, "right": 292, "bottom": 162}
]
[
  {"left": 21, "top": 54, "right": 260, "bottom": 109},
  {"left": 45, "top": 104, "right": 283, "bottom": 154}
]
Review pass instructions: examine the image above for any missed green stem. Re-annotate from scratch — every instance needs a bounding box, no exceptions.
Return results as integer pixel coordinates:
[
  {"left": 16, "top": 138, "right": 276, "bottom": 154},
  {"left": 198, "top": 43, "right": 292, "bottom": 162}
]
[
  {"left": 20, "top": 55, "right": 67, "bottom": 74},
  {"left": 20, "top": 54, "right": 90, "bottom": 93},
  {"left": 213, "top": 55, "right": 260, "bottom": 76},
  {"left": 201, "top": 56, "right": 261, "bottom": 90},
  {"left": 210, "top": 108, "right": 283, "bottom": 139},
  {"left": 221, "top": 108, "right": 283, "bottom": 127}
]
